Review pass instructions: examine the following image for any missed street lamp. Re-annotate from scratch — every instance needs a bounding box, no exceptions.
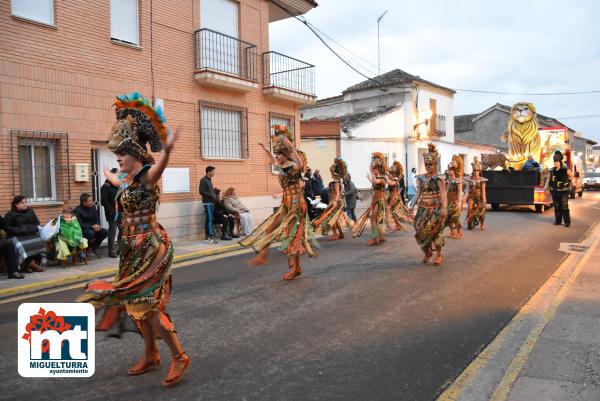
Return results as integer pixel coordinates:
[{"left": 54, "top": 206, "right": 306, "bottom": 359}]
[{"left": 413, "top": 109, "right": 433, "bottom": 134}]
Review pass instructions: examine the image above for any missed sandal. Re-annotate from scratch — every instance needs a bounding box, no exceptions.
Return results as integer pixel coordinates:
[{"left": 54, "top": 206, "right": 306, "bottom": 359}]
[
  {"left": 128, "top": 352, "right": 161, "bottom": 375},
  {"left": 433, "top": 254, "right": 443, "bottom": 266},
  {"left": 163, "top": 352, "right": 190, "bottom": 387}
]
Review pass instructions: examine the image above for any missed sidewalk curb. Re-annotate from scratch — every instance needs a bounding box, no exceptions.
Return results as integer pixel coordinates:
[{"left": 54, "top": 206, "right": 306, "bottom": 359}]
[{"left": 0, "top": 243, "right": 242, "bottom": 301}]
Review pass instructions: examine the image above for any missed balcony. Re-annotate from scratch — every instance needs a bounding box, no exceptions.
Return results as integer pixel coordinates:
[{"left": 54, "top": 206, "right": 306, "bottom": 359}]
[
  {"left": 429, "top": 114, "right": 447, "bottom": 137},
  {"left": 262, "top": 51, "right": 316, "bottom": 105},
  {"left": 194, "top": 29, "right": 259, "bottom": 92}
]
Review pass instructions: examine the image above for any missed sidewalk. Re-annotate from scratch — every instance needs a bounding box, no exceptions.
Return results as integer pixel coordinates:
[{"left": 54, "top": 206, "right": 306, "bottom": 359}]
[
  {"left": 438, "top": 221, "right": 600, "bottom": 401},
  {"left": 0, "top": 236, "right": 244, "bottom": 300}
]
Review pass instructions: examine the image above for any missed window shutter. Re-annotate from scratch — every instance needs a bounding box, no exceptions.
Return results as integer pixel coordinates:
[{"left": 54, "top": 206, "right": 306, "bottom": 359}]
[
  {"left": 11, "top": 0, "right": 54, "bottom": 25},
  {"left": 111, "top": 0, "right": 139, "bottom": 45},
  {"left": 200, "top": 0, "right": 239, "bottom": 38}
]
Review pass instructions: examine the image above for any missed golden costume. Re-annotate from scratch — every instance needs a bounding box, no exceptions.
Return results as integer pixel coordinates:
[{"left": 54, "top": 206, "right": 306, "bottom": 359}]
[
  {"left": 387, "top": 161, "right": 413, "bottom": 230},
  {"left": 465, "top": 159, "right": 487, "bottom": 230},
  {"left": 312, "top": 158, "right": 353, "bottom": 238}
]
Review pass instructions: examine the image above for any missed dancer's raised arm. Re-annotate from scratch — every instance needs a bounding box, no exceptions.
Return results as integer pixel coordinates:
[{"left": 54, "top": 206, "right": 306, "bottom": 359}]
[
  {"left": 146, "top": 128, "right": 179, "bottom": 184},
  {"left": 259, "top": 142, "right": 278, "bottom": 166}
]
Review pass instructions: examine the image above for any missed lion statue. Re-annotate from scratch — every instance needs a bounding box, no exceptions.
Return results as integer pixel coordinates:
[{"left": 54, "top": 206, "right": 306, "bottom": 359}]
[{"left": 504, "top": 102, "right": 541, "bottom": 170}]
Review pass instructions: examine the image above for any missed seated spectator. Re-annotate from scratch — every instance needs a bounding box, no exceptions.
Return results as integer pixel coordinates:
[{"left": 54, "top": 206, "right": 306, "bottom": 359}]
[
  {"left": 522, "top": 154, "right": 540, "bottom": 171},
  {"left": 223, "top": 187, "right": 254, "bottom": 236},
  {"left": 55, "top": 207, "right": 88, "bottom": 266},
  {"left": 214, "top": 188, "right": 237, "bottom": 241},
  {"left": 0, "top": 214, "right": 24, "bottom": 279},
  {"left": 75, "top": 193, "right": 108, "bottom": 255},
  {"left": 4, "top": 195, "right": 46, "bottom": 272}
]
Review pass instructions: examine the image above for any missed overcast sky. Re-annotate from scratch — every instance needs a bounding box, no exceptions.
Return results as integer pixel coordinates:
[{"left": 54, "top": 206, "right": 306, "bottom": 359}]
[{"left": 270, "top": 0, "right": 600, "bottom": 142}]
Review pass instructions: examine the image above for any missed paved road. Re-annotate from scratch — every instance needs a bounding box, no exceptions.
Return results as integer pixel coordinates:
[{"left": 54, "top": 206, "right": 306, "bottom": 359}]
[{"left": 1, "top": 193, "right": 600, "bottom": 401}]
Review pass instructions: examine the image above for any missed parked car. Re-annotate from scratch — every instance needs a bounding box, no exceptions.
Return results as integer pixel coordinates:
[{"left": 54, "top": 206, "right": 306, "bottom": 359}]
[
  {"left": 583, "top": 172, "right": 600, "bottom": 190},
  {"left": 570, "top": 171, "right": 584, "bottom": 198}
]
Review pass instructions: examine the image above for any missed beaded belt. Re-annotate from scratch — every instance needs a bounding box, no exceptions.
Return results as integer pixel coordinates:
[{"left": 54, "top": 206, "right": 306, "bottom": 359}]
[
  {"left": 447, "top": 192, "right": 459, "bottom": 202},
  {"left": 121, "top": 211, "right": 158, "bottom": 236},
  {"left": 419, "top": 193, "right": 441, "bottom": 208}
]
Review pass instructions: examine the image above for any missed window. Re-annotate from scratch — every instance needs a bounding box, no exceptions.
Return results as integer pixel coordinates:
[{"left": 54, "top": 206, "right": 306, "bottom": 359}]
[
  {"left": 200, "top": 102, "right": 248, "bottom": 159},
  {"left": 18, "top": 141, "right": 57, "bottom": 201},
  {"left": 200, "top": 0, "right": 240, "bottom": 75},
  {"left": 11, "top": 0, "right": 54, "bottom": 25},
  {"left": 111, "top": 0, "right": 139, "bottom": 45}
]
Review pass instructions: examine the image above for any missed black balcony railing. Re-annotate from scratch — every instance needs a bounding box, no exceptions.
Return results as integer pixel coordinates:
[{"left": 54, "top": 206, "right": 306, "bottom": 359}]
[
  {"left": 263, "top": 51, "right": 315, "bottom": 95},
  {"left": 194, "top": 28, "right": 259, "bottom": 82},
  {"left": 430, "top": 114, "right": 447, "bottom": 136}
]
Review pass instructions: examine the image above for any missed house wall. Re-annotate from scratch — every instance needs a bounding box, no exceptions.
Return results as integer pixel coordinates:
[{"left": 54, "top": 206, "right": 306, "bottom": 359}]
[
  {"left": 300, "top": 138, "right": 339, "bottom": 178},
  {"left": 0, "top": 0, "right": 307, "bottom": 238},
  {"left": 456, "top": 109, "right": 509, "bottom": 150}
]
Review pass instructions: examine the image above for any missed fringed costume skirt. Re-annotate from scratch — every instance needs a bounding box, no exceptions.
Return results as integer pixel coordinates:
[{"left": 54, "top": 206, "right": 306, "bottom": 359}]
[
  {"left": 414, "top": 202, "right": 446, "bottom": 254},
  {"left": 388, "top": 189, "right": 413, "bottom": 230},
  {"left": 352, "top": 189, "right": 399, "bottom": 238},
  {"left": 240, "top": 185, "right": 316, "bottom": 258},
  {"left": 77, "top": 213, "right": 175, "bottom": 334},
  {"left": 312, "top": 199, "right": 353, "bottom": 235},
  {"left": 466, "top": 197, "right": 486, "bottom": 227},
  {"left": 446, "top": 195, "right": 462, "bottom": 231}
]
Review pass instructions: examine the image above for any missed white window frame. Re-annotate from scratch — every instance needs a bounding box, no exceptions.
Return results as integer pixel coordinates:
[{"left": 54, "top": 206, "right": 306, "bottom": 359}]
[
  {"left": 200, "top": 103, "right": 246, "bottom": 160},
  {"left": 110, "top": 0, "right": 140, "bottom": 46},
  {"left": 19, "top": 140, "right": 57, "bottom": 202},
  {"left": 11, "top": 0, "right": 55, "bottom": 26}
]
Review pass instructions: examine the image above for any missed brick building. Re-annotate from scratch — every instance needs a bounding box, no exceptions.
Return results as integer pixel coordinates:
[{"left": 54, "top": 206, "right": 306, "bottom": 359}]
[{"left": 0, "top": 0, "right": 317, "bottom": 238}]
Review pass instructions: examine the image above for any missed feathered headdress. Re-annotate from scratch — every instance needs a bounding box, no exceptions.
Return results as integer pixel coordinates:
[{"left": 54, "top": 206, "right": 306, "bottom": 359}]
[
  {"left": 448, "top": 154, "right": 464, "bottom": 177},
  {"left": 390, "top": 161, "right": 404, "bottom": 177},
  {"left": 371, "top": 152, "right": 388, "bottom": 174},
  {"left": 330, "top": 158, "right": 348, "bottom": 179},
  {"left": 423, "top": 143, "right": 440, "bottom": 170},
  {"left": 108, "top": 92, "right": 170, "bottom": 164},
  {"left": 471, "top": 156, "right": 482, "bottom": 173},
  {"left": 272, "top": 125, "right": 293, "bottom": 142}
]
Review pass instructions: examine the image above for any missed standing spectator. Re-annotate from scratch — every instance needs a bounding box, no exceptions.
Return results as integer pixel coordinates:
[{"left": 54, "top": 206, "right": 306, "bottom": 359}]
[
  {"left": 0, "top": 214, "right": 24, "bottom": 279},
  {"left": 304, "top": 168, "right": 315, "bottom": 198},
  {"left": 101, "top": 168, "right": 119, "bottom": 258},
  {"left": 75, "top": 193, "right": 108, "bottom": 255},
  {"left": 214, "top": 188, "right": 237, "bottom": 240},
  {"left": 343, "top": 174, "right": 360, "bottom": 221},
  {"left": 312, "top": 169, "right": 325, "bottom": 196},
  {"left": 199, "top": 166, "right": 217, "bottom": 243},
  {"left": 407, "top": 167, "right": 417, "bottom": 203},
  {"left": 224, "top": 187, "right": 254, "bottom": 236},
  {"left": 4, "top": 195, "right": 47, "bottom": 272}
]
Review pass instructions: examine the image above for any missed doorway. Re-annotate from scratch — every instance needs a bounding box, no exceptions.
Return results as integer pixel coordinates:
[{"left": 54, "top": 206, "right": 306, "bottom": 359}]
[{"left": 91, "top": 148, "right": 118, "bottom": 229}]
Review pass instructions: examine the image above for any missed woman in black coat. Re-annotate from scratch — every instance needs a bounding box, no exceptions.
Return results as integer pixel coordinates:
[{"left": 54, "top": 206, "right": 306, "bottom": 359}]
[
  {"left": 213, "top": 188, "right": 237, "bottom": 241},
  {"left": 4, "top": 195, "right": 47, "bottom": 272}
]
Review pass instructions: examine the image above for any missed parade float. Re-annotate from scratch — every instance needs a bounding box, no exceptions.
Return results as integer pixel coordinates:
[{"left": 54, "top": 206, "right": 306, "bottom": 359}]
[{"left": 482, "top": 102, "right": 575, "bottom": 213}]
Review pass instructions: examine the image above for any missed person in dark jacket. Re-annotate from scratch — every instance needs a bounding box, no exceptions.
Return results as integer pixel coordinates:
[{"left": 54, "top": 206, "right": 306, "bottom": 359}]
[
  {"left": 0, "top": 215, "right": 24, "bottom": 279},
  {"left": 546, "top": 150, "right": 572, "bottom": 227},
  {"left": 4, "top": 195, "right": 46, "bottom": 272},
  {"left": 312, "top": 169, "right": 325, "bottom": 195},
  {"left": 343, "top": 174, "right": 360, "bottom": 221},
  {"left": 199, "top": 166, "right": 217, "bottom": 243},
  {"left": 100, "top": 168, "right": 120, "bottom": 258},
  {"left": 75, "top": 193, "right": 108, "bottom": 254},
  {"left": 213, "top": 188, "right": 238, "bottom": 241}
]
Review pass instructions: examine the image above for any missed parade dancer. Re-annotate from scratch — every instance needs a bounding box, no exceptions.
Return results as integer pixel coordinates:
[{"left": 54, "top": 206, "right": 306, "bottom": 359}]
[
  {"left": 312, "top": 158, "right": 353, "bottom": 240},
  {"left": 77, "top": 93, "right": 189, "bottom": 387},
  {"left": 445, "top": 157, "right": 464, "bottom": 239},
  {"left": 464, "top": 158, "right": 488, "bottom": 230},
  {"left": 386, "top": 161, "right": 413, "bottom": 230},
  {"left": 411, "top": 144, "right": 448, "bottom": 265},
  {"left": 240, "top": 126, "right": 316, "bottom": 280},
  {"left": 546, "top": 150, "right": 572, "bottom": 227},
  {"left": 352, "top": 153, "right": 399, "bottom": 245}
]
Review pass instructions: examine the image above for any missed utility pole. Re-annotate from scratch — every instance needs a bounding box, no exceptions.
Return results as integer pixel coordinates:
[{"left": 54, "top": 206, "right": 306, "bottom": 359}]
[{"left": 377, "top": 10, "right": 388, "bottom": 75}]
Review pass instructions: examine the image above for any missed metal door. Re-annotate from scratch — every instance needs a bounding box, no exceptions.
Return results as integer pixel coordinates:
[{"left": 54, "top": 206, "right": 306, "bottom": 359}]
[{"left": 91, "top": 149, "right": 118, "bottom": 229}]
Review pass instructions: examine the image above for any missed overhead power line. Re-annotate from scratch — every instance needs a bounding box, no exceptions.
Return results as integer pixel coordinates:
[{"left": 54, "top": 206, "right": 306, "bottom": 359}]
[
  {"left": 556, "top": 113, "right": 600, "bottom": 120},
  {"left": 455, "top": 88, "right": 600, "bottom": 96}
]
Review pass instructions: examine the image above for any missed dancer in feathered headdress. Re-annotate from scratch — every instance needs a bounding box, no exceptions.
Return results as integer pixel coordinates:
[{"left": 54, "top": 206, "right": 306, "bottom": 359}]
[
  {"left": 464, "top": 156, "right": 488, "bottom": 230},
  {"left": 385, "top": 160, "right": 413, "bottom": 230},
  {"left": 312, "top": 158, "right": 354, "bottom": 239},
  {"left": 445, "top": 157, "right": 464, "bottom": 239},
  {"left": 352, "top": 152, "right": 400, "bottom": 245},
  {"left": 78, "top": 92, "right": 190, "bottom": 387},
  {"left": 410, "top": 143, "right": 448, "bottom": 265},
  {"left": 240, "top": 126, "right": 316, "bottom": 281}
]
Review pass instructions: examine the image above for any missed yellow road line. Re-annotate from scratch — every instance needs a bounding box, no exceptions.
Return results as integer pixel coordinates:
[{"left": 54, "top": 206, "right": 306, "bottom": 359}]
[
  {"left": 0, "top": 243, "right": 242, "bottom": 300},
  {"left": 437, "top": 220, "right": 600, "bottom": 401},
  {"left": 489, "top": 230, "right": 600, "bottom": 401}
]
